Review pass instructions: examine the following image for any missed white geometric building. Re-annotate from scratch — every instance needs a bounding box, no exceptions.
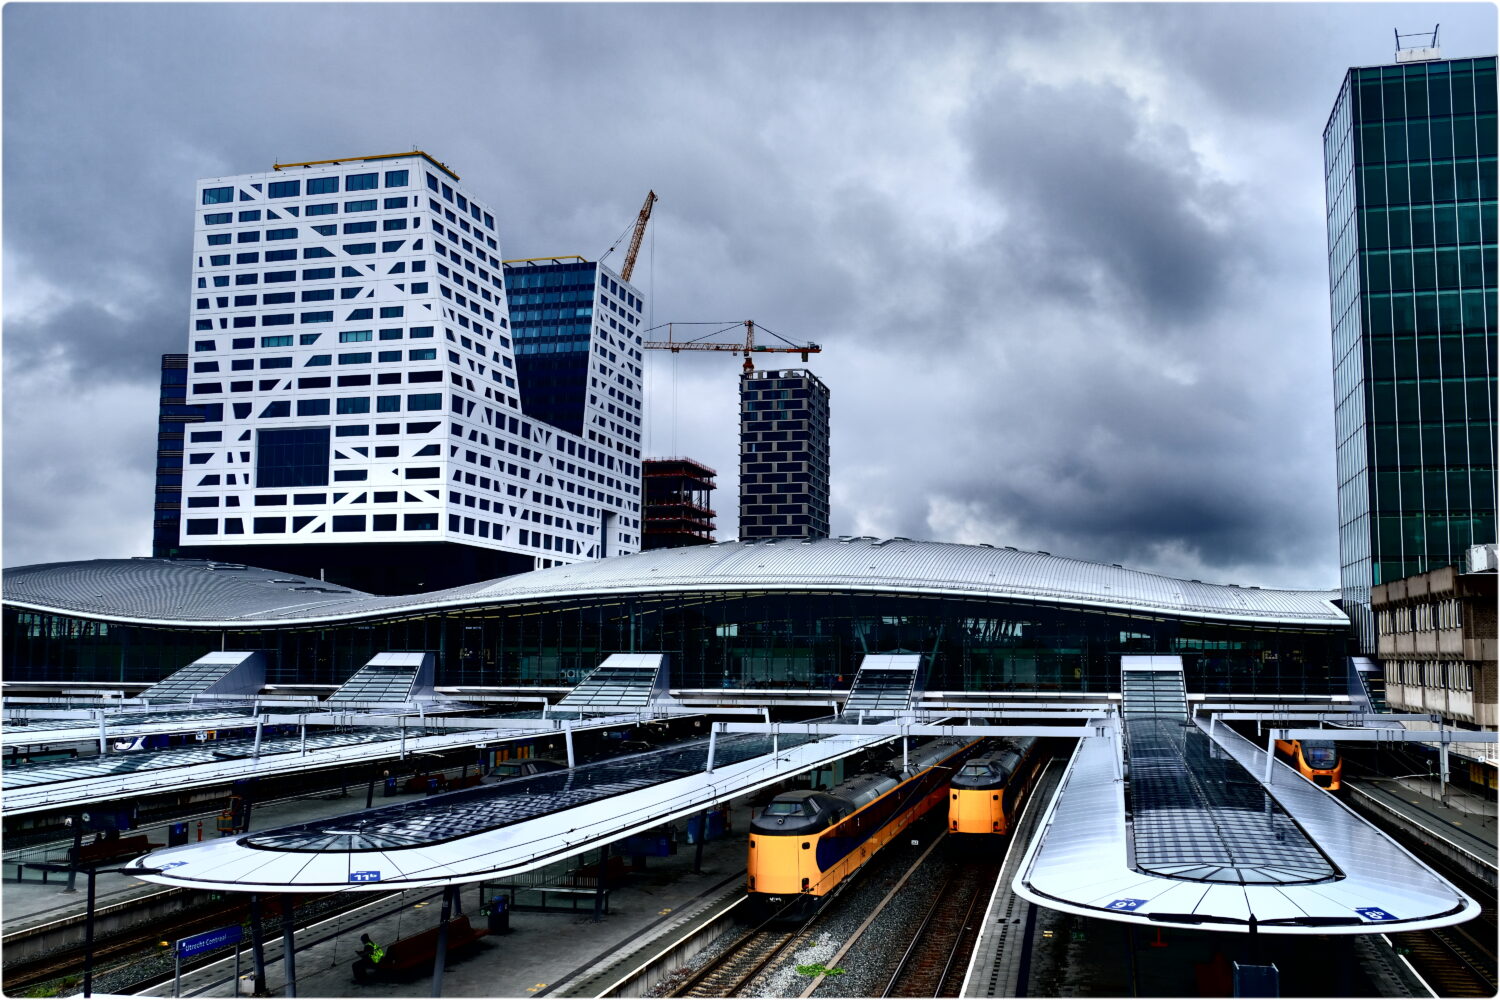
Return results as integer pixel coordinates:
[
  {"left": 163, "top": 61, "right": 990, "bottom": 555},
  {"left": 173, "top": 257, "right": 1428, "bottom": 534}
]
[{"left": 177, "top": 152, "right": 643, "bottom": 592}]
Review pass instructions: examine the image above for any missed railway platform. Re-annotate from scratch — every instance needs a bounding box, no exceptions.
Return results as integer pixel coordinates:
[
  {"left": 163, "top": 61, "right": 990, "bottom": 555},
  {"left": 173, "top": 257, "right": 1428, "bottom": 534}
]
[
  {"left": 1344, "top": 774, "right": 1497, "bottom": 886},
  {"left": 144, "top": 803, "right": 760, "bottom": 998}
]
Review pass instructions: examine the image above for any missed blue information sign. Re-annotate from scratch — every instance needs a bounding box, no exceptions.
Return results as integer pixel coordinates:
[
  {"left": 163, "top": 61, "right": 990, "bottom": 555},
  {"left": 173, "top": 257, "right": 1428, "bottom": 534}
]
[
  {"left": 1355, "top": 906, "right": 1397, "bottom": 921},
  {"left": 1106, "top": 898, "right": 1148, "bottom": 911},
  {"left": 176, "top": 924, "right": 243, "bottom": 959},
  {"left": 349, "top": 870, "right": 382, "bottom": 883}
]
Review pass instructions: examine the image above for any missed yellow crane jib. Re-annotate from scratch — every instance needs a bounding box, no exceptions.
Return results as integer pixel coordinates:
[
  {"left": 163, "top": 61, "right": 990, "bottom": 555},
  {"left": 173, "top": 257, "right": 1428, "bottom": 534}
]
[{"left": 621, "top": 190, "right": 657, "bottom": 283}]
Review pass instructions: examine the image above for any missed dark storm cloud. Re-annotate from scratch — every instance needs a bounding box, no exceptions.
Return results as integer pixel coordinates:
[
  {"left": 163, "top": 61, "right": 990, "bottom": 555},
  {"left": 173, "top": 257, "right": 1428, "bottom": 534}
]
[
  {"left": 4, "top": 2, "right": 1495, "bottom": 586},
  {"left": 962, "top": 78, "right": 1250, "bottom": 330}
]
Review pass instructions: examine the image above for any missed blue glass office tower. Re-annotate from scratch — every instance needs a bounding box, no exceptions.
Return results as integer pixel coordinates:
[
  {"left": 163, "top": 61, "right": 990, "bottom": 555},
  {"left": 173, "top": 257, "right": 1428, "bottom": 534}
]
[{"left": 1324, "top": 53, "right": 1497, "bottom": 651}]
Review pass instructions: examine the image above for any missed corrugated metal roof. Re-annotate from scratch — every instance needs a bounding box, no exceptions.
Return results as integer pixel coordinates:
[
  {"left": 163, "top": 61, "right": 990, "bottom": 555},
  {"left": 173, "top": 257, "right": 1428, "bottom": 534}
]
[{"left": 2, "top": 538, "right": 1347, "bottom": 628}]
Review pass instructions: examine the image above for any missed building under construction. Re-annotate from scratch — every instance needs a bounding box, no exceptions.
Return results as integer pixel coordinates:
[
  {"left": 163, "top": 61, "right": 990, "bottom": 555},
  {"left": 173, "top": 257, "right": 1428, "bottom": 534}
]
[{"left": 642, "top": 458, "right": 717, "bottom": 549}]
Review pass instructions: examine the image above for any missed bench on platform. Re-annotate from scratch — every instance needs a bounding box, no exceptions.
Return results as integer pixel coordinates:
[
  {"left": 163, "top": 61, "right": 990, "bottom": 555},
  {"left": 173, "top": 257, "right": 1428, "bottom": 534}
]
[
  {"left": 360, "top": 914, "right": 489, "bottom": 981},
  {"left": 72, "top": 835, "right": 163, "bottom": 866}
]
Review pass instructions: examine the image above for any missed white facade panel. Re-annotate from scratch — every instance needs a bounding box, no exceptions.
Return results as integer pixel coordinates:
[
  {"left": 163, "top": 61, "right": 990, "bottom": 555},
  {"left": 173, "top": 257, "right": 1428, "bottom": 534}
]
[{"left": 181, "top": 154, "right": 641, "bottom": 569}]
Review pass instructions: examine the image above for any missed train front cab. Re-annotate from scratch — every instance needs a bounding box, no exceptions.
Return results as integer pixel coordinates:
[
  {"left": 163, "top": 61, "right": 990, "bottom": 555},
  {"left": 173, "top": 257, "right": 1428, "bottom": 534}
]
[
  {"left": 948, "top": 738, "right": 1042, "bottom": 836},
  {"left": 1275, "top": 737, "right": 1342, "bottom": 791}
]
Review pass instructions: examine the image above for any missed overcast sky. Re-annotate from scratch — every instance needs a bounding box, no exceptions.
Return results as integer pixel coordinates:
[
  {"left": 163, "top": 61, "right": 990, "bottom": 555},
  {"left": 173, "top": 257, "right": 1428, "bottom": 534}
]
[{"left": 3, "top": 3, "right": 1494, "bottom": 589}]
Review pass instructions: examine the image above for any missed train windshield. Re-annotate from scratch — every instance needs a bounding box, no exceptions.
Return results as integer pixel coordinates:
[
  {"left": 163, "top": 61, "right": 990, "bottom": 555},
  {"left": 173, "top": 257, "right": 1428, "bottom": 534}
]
[
  {"left": 959, "top": 764, "right": 991, "bottom": 776},
  {"left": 1303, "top": 744, "right": 1338, "bottom": 767},
  {"left": 763, "top": 801, "right": 806, "bottom": 816}
]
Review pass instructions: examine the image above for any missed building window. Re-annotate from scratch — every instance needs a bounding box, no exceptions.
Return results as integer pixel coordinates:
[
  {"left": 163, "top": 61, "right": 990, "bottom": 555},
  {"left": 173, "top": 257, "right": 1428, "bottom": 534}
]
[
  {"left": 337, "top": 397, "right": 371, "bottom": 414},
  {"left": 343, "top": 221, "right": 377, "bottom": 234},
  {"left": 261, "top": 335, "right": 293, "bottom": 348},
  {"left": 297, "top": 399, "right": 330, "bottom": 416},
  {"left": 253, "top": 517, "right": 286, "bottom": 533},
  {"left": 344, "top": 199, "right": 377, "bottom": 213},
  {"left": 256, "top": 427, "right": 330, "bottom": 488},
  {"left": 404, "top": 512, "right": 438, "bottom": 529},
  {"left": 308, "top": 176, "right": 338, "bottom": 195},
  {"left": 267, "top": 228, "right": 297, "bottom": 240},
  {"left": 339, "top": 352, "right": 372, "bottom": 364},
  {"left": 307, "top": 202, "right": 336, "bottom": 216},
  {"left": 407, "top": 392, "right": 441, "bottom": 410},
  {"left": 268, "top": 180, "right": 301, "bottom": 198},
  {"left": 346, "top": 172, "right": 379, "bottom": 191},
  {"left": 339, "top": 330, "right": 373, "bottom": 343},
  {"left": 385, "top": 170, "right": 409, "bottom": 187},
  {"left": 332, "top": 514, "right": 366, "bottom": 532},
  {"left": 301, "top": 311, "right": 333, "bottom": 324},
  {"left": 376, "top": 395, "right": 401, "bottom": 413},
  {"left": 203, "top": 186, "right": 234, "bottom": 205}
]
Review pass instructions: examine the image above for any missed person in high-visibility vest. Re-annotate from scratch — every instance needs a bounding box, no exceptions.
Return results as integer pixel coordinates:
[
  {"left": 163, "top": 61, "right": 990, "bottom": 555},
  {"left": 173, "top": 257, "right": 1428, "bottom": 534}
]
[{"left": 359, "top": 934, "right": 384, "bottom": 964}]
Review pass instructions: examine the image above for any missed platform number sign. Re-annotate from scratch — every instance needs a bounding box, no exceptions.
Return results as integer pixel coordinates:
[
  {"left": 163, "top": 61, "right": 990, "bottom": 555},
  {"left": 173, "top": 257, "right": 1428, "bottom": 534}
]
[
  {"left": 1106, "top": 898, "right": 1148, "bottom": 912},
  {"left": 1356, "top": 906, "right": 1397, "bottom": 922},
  {"left": 349, "top": 870, "right": 382, "bottom": 883}
]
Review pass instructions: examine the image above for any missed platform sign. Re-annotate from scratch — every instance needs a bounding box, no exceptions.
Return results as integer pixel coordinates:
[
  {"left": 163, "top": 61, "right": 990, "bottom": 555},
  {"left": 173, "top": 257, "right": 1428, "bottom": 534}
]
[
  {"left": 176, "top": 924, "right": 243, "bottom": 959},
  {"left": 349, "top": 870, "right": 382, "bottom": 883},
  {"left": 1105, "top": 898, "right": 1148, "bottom": 912},
  {"left": 1355, "top": 906, "right": 1397, "bottom": 922}
]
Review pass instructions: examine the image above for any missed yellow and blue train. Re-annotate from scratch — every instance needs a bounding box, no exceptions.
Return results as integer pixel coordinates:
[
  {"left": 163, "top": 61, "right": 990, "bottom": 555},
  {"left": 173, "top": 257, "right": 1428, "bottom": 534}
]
[
  {"left": 1275, "top": 737, "right": 1342, "bottom": 790},
  {"left": 746, "top": 737, "right": 981, "bottom": 919},
  {"left": 947, "top": 737, "right": 1044, "bottom": 836}
]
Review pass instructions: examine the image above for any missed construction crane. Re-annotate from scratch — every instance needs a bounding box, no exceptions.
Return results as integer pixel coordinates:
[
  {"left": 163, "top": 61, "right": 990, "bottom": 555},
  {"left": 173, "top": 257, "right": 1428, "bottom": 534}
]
[
  {"left": 643, "top": 321, "right": 821, "bottom": 372},
  {"left": 599, "top": 190, "right": 657, "bottom": 282}
]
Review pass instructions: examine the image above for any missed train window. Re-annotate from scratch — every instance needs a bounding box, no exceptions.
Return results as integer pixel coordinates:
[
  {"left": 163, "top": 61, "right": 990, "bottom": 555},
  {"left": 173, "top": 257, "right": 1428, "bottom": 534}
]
[
  {"left": 960, "top": 764, "right": 989, "bottom": 776},
  {"left": 764, "top": 801, "right": 804, "bottom": 816},
  {"left": 1303, "top": 745, "right": 1338, "bottom": 767}
]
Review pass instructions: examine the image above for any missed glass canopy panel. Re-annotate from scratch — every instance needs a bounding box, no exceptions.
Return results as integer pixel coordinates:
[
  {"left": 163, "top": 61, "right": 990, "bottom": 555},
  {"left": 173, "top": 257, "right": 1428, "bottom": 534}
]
[
  {"left": 555, "top": 664, "right": 661, "bottom": 709},
  {"left": 244, "top": 731, "right": 818, "bottom": 853},
  {"left": 844, "top": 668, "right": 917, "bottom": 715},
  {"left": 329, "top": 664, "right": 420, "bottom": 703},
  {"left": 1126, "top": 716, "right": 1338, "bottom": 886}
]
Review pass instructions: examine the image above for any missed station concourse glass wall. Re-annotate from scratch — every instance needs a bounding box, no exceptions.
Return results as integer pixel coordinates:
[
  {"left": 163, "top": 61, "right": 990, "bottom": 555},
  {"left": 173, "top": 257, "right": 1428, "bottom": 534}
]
[{"left": 3, "top": 590, "right": 1350, "bottom": 697}]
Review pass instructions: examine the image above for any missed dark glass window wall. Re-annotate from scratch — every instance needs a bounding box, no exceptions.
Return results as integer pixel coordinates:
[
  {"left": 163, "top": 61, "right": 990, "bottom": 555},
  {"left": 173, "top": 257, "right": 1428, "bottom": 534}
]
[{"left": 3, "top": 591, "right": 1349, "bottom": 697}]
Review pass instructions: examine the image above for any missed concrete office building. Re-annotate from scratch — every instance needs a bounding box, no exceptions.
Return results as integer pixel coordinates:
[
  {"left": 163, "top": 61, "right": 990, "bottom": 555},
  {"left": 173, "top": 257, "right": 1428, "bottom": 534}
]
[
  {"left": 739, "top": 368, "right": 830, "bottom": 539},
  {"left": 1323, "top": 47, "right": 1498, "bottom": 651},
  {"left": 1373, "top": 543, "right": 1497, "bottom": 730},
  {"left": 174, "top": 152, "right": 643, "bottom": 593}
]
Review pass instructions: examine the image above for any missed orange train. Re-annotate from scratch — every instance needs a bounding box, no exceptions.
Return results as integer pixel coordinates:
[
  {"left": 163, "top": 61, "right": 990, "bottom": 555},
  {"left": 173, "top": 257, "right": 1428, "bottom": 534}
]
[
  {"left": 947, "top": 737, "right": 1045, "bottom": 835},
  {"left": 746, "top": 737, "right": 983, "bottom": 920},
  {"left": 1274, "top": 737, "right": 1342, "bottom": 790}
]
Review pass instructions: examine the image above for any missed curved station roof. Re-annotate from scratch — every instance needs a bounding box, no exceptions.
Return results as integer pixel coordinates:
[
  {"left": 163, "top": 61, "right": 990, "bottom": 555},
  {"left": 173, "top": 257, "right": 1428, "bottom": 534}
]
[
  {"left": 1014, "top": 716, "right": 1480, "bottom": 935},
  {"left": 3, "top": 538, "right": 1347, "bottom": 629}
]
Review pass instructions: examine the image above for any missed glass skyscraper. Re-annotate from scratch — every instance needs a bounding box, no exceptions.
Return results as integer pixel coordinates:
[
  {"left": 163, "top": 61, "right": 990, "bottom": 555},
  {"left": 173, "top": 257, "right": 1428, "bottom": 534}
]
[{"left": 1324, "top": 53, "right": 1497, "bottom": 651}]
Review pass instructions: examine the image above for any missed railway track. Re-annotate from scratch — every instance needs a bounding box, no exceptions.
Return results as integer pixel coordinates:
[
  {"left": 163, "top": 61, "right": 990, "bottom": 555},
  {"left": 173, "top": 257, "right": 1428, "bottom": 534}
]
[
  {"left": 674, "top": 925, "right": 804, "bottom": 997},
  {"left": 1390, "top": 925, "right": 1497, "bottom": 998},
  {"left": 881, "top": 856, "right": 1000, "bottom": 997},
  {"left": 2, "top": 887, "right": 400, "bottom": 996},
  {"left": 2, "top": 894, "right": 255, "bottom": 995}
]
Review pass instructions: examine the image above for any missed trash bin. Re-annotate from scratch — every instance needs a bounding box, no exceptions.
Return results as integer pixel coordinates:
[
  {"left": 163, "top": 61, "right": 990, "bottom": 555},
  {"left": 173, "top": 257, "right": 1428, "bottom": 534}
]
[
  {"left": 168, "top": 822, "right": 189, "bottom": 847},
  {"left": 486, "top": 894, "right": 510, "bottom": 933}
]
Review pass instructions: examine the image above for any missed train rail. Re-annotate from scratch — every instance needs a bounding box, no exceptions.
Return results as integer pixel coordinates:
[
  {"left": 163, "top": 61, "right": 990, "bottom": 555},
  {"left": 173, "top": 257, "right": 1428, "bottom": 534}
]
[
  {"left": 1390, "top": 924, "right": 1498, "bottom": 998},
  {"left": 880, "top": 856, "right": 1000, "bottom": 997},
  {"left": 2, "top": 886, "right": 408, "bottom": 996},
  {"left": 673, "top": 925, "right": 807, "bottom": 997}
]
